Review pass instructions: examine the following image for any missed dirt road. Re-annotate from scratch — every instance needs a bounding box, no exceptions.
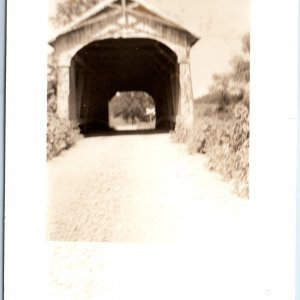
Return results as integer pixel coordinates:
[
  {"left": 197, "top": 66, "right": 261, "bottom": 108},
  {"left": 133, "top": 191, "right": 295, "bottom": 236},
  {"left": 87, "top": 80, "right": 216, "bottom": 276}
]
[{"left": 47, "top": 132, "right": 249, "bottom": 299}]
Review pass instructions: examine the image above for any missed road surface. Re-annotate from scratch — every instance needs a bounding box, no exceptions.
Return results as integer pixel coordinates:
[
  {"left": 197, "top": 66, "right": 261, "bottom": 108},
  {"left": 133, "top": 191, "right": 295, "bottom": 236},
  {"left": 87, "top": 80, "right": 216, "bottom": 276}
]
[{"left": 47, "top": 132, "right": 249, "bottom": 299}]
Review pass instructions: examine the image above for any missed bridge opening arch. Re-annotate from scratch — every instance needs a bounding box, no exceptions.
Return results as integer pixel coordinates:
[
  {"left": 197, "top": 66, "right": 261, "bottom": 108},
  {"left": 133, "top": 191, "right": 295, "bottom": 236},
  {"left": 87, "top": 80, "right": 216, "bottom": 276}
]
[
  {"left": 108, "top": 91, "right": 156, "bottom": 130},
  {"left": 68, "top": 38, "right": 180, "bottom": 133}
]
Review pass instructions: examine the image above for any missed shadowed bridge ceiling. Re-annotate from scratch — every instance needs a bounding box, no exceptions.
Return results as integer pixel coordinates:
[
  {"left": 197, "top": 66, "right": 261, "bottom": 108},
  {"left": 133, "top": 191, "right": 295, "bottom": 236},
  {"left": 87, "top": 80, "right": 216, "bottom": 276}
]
[{"left": 75, "top": 38, "right": 177, "bottom": 92}]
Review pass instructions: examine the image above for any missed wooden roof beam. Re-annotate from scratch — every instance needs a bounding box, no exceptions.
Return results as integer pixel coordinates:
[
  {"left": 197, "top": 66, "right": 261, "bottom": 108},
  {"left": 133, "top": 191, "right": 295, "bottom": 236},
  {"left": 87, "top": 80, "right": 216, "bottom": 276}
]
[
  {"left": 129, "top": 9, "right": 180, "bottom": 30},
  {"left": 154, "top": 43, "right": 177, "bottom": 65},
  {"left": 109, "top": 3, "right": 122, "bottom": 10},
  {"left": 74, "top": 55, "right": 92, "bottom": 72},
  {"left": 126, "top": 2, "right": 139, "bottom": 11},
  {"left": 76, "top": 8, "right": 121, "bottom": 30},
  {"left": 91, "top": 63, "right": 168, "bottom": 80},
  {"left": 121, "top": 0, "right": 128, "bottom": 26},
  {"left": 84, "top": 50, "right": 175, "bottom": 70},
  {"left": 74, "top": 55, "right": 113, "bottom": 83}
]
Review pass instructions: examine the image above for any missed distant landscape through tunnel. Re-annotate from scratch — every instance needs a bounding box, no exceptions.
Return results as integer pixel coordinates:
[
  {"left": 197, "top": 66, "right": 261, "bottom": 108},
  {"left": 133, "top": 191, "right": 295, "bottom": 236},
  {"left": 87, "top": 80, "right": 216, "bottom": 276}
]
[
  {"left": 69, "top": 38, "right": 180, "bottom": 133},
  {"left": 109, "top": 91, "right": 156, "bottom": 131}
]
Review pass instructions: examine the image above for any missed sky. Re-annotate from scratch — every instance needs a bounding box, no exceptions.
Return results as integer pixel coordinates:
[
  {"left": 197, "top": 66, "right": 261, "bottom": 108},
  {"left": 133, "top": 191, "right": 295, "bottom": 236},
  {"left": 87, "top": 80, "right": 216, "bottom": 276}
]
[{"left": 48, "top": 0, "right": 249, "bottom": 97}]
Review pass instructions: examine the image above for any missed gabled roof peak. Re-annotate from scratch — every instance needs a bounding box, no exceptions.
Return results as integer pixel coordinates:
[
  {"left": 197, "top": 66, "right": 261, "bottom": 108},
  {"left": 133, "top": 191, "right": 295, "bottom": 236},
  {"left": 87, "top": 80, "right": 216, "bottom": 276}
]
[{"left": 50, "top": 0, "right": 200, "bottom": 44}]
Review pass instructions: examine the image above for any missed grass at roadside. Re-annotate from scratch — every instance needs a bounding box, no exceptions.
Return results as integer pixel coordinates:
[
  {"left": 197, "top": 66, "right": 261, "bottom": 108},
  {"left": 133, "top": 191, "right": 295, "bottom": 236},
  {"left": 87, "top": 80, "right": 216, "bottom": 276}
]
[{"left": 172, "top": 100, "right": 249, "bottom": 198}]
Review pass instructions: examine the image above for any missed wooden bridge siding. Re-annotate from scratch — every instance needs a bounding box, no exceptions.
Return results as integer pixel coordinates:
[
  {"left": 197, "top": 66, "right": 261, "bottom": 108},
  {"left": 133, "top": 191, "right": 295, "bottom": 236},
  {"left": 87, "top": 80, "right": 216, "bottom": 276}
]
[
  {"left": 156, "top": 72, "right": 176, "bottom": 127},
  {"left": 56, "top": 66, "right": 70, "bottom": 120},
  {"left": 69, "top": 60, "right": 109, "bottom": 124},
  {"left": 69, "top": 61, "right": 77, "bottom": 120},
  {"left": 53, "top": 12, "right": 189, "bottom": 66},
  {"left": 54, "top": 11, "right": 194, "bottom": 129},
  {"left": 178, "top": 60, "right": 193, "bottom": 127}
]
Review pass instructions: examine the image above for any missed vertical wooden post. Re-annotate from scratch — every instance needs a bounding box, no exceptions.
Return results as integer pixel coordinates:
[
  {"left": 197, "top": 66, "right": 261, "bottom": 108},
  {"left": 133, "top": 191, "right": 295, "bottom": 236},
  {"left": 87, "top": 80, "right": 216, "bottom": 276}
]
[
  {"left": 56, "top": 66, "right": 70, "bottom": 120},
  {"left": 121, "top": 0, "right": 128, "bottom": 26},
  {"left": 76, "top": 70, "right": 85, "bottom": 118},
  {"left": 69, "top": 61, "right": 77, "bottom": 120},
  {"left": 169, "top": 72, "right": 176, "bottom": 117},
  {"left": 85, "top": 73, "right": 91, "bottom": 119},
  {"left": 178, "top": 59, "right": 193, "bottom": 129},
  {"left": 80, "top": 73, "right": 88, "bottom": 119},
  {"left": 174, "top": 63, "right": 180, "bottom": 116}
]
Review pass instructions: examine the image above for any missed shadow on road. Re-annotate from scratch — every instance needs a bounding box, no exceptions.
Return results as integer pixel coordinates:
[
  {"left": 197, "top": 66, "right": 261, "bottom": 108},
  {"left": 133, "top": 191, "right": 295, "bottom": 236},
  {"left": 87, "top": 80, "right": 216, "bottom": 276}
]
[{"left": 83, "top": 128, "right": 171, "bottom": 138}]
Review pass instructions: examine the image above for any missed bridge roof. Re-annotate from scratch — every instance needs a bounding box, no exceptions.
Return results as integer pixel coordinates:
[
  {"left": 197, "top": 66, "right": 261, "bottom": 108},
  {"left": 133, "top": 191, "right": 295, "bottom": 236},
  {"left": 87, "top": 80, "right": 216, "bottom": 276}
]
[{"left": 49, "top": 0, "right": 200, "bottom": 46}]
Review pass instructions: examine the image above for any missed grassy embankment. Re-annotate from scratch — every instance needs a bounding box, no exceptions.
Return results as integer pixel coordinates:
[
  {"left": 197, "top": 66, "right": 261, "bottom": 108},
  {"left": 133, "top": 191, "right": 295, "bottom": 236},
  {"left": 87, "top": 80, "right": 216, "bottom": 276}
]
[{"left": 172, "top": 33, "right": 250, "bottom": 198}]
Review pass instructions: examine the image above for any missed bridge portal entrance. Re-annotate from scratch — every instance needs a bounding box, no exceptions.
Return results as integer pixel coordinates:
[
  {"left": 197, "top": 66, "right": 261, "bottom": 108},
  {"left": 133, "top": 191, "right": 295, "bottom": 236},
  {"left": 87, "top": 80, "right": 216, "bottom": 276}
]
[
  {"left": 50, "top": 0, "right": 199, "bottom": 132},
  {"left": 69, "top": 38, "right": 179, "bottom": 131}
]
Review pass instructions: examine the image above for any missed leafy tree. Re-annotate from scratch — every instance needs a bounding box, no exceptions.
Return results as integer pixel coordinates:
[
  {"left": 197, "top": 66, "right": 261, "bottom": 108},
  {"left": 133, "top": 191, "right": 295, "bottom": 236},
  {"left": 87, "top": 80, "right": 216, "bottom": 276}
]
[
  {"left": 208, "top": 32, "right": 250, "bottom": 110},
  {"left": 110, "top": 92, "right": 155, "bottom": 124},
  {"left": 242, "top": 32, "right": 250, "bottom": 54},
  {"left": 188, "top": 33, "right": 250, "bottom": 197},
  {"left": 52, "top": 0, "right": 100, "bottom": 26}
]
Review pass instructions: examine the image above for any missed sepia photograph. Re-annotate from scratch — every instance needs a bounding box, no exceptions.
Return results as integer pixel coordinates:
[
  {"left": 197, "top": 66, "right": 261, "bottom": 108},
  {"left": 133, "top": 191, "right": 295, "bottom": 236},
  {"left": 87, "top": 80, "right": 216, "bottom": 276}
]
[
  {"left": 4, "top": 0, "right": 298, "bottom": 299},
  {"left": 46, "top": 0, "right": 250, "bottom": 297}
]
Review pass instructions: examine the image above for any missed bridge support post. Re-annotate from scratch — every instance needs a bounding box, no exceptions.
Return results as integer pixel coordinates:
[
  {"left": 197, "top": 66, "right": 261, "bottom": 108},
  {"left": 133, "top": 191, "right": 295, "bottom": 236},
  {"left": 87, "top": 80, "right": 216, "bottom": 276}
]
[
  {"left": 178, "top": 60, "right": 193, "bottom": 130},
  {"left": 56, "top": 65, "right": 70, "bottom": 120}
]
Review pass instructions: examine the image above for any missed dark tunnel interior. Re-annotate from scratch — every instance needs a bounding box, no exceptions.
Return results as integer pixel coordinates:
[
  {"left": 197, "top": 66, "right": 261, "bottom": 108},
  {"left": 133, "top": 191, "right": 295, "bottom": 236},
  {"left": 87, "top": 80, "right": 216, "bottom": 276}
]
[{"left": 69, "top": 38, "right": 180, "bottom": 133}]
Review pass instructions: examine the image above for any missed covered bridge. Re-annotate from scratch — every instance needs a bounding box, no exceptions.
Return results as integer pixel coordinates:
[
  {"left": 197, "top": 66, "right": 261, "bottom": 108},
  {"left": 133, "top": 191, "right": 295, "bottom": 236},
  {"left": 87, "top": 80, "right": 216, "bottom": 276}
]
[{"left": 49, "top": 0, "right": 200, "bottom": 131}]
